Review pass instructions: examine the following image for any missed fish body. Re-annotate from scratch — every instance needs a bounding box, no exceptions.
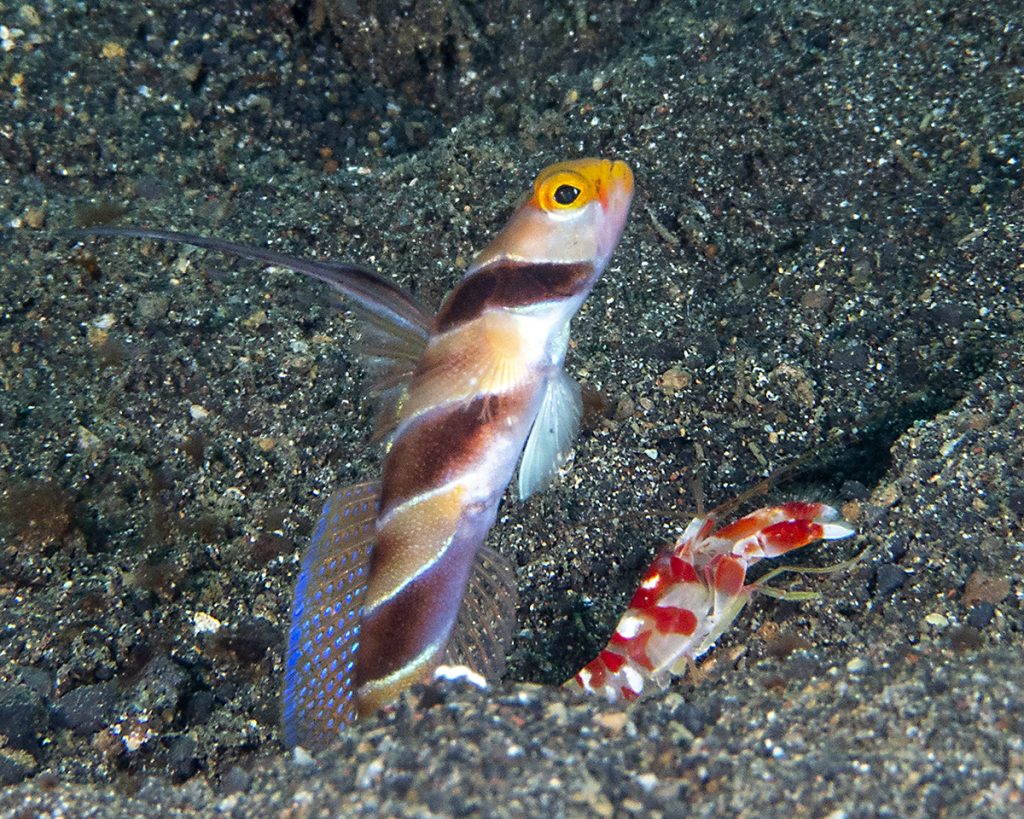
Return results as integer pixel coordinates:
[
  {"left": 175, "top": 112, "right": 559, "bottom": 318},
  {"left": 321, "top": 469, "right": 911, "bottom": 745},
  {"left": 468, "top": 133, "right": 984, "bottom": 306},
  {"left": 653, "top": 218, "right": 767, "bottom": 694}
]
[
  {"left": 76, "top": 159, "right": 633, "bottom": 746},
  {"left": 283, "top": 159, "right": 634, "bottom": 742}
]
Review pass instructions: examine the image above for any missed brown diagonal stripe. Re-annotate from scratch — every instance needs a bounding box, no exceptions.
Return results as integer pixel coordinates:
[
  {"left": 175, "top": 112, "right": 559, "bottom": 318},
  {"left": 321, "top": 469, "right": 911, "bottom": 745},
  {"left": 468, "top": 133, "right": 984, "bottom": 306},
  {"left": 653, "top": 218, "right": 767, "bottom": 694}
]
[
  {"left": 378, "top": 388, "right": 533, "bottom": 517},
  {"left": 355, "top": 526, "right": 477, "bottom": 686},
  {"left": 434, "top": 261, "right": 594, "bottom": 333}
]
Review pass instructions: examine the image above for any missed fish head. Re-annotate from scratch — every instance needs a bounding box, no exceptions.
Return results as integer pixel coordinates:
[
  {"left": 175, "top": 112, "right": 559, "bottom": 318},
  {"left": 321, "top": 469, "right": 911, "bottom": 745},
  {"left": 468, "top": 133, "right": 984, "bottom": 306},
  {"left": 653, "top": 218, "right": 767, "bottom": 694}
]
[{"left": 469, "top": 158, "right": 634, "bottom": 274}]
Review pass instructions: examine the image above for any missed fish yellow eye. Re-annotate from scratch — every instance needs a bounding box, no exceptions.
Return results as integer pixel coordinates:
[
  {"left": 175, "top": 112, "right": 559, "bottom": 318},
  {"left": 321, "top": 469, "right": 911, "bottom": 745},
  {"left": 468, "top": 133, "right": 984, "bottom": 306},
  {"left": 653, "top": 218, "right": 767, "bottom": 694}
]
[
  {"left": 553, "top": 184, "right": 580, "bottom": 205},
  {"left": 534, "top": 168, "right": 593, "bottom": 212}
]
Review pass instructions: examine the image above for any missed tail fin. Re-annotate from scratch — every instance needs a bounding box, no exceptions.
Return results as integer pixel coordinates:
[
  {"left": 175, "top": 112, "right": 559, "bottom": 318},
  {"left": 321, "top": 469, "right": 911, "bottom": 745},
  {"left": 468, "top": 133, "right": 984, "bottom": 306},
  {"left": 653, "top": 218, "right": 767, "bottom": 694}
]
[{"left": 283, "top": 480, "right": 518, "bottom": 747}]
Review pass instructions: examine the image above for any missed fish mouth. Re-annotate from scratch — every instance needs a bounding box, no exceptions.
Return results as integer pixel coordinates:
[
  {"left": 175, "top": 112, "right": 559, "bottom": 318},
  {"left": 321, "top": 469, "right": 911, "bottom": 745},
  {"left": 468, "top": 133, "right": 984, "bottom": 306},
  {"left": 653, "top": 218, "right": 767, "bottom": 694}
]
[
  {"left": 600, "top": 159, "right": 634, "bottom": 208},
  {"left": 596, "top": 159, "right": 634, "bottom": 264}
]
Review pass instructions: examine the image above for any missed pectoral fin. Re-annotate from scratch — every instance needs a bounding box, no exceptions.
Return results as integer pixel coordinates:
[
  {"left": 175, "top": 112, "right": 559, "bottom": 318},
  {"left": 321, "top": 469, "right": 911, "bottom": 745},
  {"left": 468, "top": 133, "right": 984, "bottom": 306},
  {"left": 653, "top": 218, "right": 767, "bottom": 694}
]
[
  {"left": 354, "top": 307, "right": 430, "bottom": 442},
  {"left": 517, "top": 370, "right": 583, "bottom": 501}
]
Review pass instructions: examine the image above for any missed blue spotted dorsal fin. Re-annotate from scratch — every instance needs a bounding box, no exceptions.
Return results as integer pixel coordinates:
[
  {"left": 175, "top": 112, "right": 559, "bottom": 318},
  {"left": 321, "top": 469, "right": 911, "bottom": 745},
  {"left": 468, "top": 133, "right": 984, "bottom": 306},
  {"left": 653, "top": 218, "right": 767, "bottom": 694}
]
[
  {"left": 282, "top": 481, "right": 379, "bottom": 749},
  {"left": 516, "top": 370, "right": 583, "bottom": 501},
  {"left": 443, "top": 545, "right": 519, "bottom": 682}
]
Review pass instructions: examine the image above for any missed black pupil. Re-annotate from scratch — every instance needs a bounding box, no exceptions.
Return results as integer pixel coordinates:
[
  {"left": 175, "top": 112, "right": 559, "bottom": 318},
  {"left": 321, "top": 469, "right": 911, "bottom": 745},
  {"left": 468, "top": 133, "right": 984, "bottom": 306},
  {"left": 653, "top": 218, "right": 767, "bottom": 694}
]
[{"left": 554, "top": 184, "right": 580, "bottom": 205}]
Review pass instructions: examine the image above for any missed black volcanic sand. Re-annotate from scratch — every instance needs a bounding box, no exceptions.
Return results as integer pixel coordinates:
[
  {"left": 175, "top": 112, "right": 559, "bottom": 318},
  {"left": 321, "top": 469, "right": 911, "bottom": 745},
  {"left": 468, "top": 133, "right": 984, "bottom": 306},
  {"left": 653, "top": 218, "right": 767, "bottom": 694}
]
[{"left": 1, "top": 1, "right": 1022, "bottom": 816}]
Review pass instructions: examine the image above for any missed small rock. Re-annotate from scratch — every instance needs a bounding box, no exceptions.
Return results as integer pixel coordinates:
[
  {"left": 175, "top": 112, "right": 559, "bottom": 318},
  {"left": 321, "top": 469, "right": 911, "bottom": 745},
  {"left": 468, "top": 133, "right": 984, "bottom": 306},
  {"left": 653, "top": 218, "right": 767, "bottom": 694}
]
[
  {"left": 966, "top": 602, "right": 995, "bottom": 629},
  {"left": 948, "top": 625, "right": 982, "bottom": 652},
  {"left": 166, "top": 734, "right": 199, "bottom": 779},
  {"left": 873, "top": 563, "right": 907, "bottom": 597},
  {"left": 659, "top": 366, "right": 691, "bottom": 393},
  {"left": 17, "top": 666, "right": 53, "bottom": 699},
  {"left": 193, "top": 610, "right": 222, "bottom": 635},
  {"left": 86, "top": 326, "right": 109, "bottom": 349},
  {"left": 545, "top": 701, "right": 568, "bottom": 726},
  {"left": 636, "top": 772, "right": 659, "bottom": 793},
  {"left": 23, "top": 207, "right": 45, "bottom": 229},
  {"left": 133, "top": 655, "right": 189, "bottom": 717},
  {"left": 614, "top": 395, "right": 635, "bottom": 420},
  {"left": 292, "top": 746, "right": 315, "bottom": 767},
  {"left": 570, "top": 772, "right": 613, "bottom": 817},
  {"left": 137, "top": 293, "right": 169, "bottom": 321},
  {"left": 668, "top": 700, "right": 708, "bottom": 735},
  {"left": 962, "top": 571, "right": 1010, "bottom": 606},
  {"left": 91, "top": 313, "right": 117, "bottom": 330},
  {"left": 183, "top": 690, "right": 215, "bottom": 726},
  {"left": 53, "top": 681, "right": 119, "bottom": 736},
  {"left": 846, "top": 656, "right": 871, "bottom": 674},
  {"left": 0, "top": 747, "right": 37, "bottom": 785},
  {"left": 256, "top": 436, "right": 276, "bottom": 452},
  {"left": 77, "top": 425, "right": 104, "bottom": 452},
  {"left": 242, "top": 309, "right": 267, "bottom": 329},
  {"left": 594, "top": 711, "right": 629, "bottom": 734},
  {"left": 19, "top": 5, "right": 43, "bottom": 27},
  {"left": 100, "top": 40, "right": 126, "bottom": 59},
  {"left": 0, "top": 682, "right": 47, "bottom": 755},
  {"left": 219, "top": 765, "right": 252, "bottom": 794},
  {"left": 212, "top": 617, "right": 280, "bottom": 665}
]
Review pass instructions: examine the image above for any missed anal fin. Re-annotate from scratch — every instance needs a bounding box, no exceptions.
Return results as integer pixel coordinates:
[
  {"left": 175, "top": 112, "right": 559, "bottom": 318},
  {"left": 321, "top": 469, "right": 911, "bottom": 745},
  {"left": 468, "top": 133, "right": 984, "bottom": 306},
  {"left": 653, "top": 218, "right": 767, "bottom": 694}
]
[{"left": 444, "top": 545, "right": 519, "bottom": 682}]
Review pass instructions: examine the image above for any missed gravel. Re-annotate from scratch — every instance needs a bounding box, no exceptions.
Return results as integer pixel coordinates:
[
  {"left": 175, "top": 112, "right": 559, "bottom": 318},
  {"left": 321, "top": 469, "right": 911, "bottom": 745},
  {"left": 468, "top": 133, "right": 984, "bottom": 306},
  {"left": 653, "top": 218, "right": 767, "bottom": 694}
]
[{"left": 1, "top": 0, "right": 1021, "bottom": 815}]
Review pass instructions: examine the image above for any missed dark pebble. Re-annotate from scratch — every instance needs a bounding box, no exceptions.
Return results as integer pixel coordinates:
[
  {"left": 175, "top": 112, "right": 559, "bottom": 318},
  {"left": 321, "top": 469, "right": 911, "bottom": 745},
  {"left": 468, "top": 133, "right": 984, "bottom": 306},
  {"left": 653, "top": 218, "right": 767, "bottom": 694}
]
[
  {"left": 0, "top": 747, "right": 37, "bottom": 786},
  {"left": 967, "top": 602, "right": 996, "bottom": 629},
  {"left": 925, "top": 670, "right": 949, "bottom": 696},
  {"left": 1006, "top": 489, "right": 1024, "bottom": 518},
  {"left": 135, "top": 655, "right": 189, "bottom": 715},
  {"left": 785, "top": 653, "right": 822, "bottom": 681},
  {"left": 212, "top": 617, "right": 281, "bottom": 665},
  {"left": 874, "top": 563, "right": 908, "bottom": 597},
  {"left": 839, "top": 479, "right": 870, "bottom": 501},
  {"left": 830, "top": 342, "right": 870, "bottom": 371},
  {"left": 808, "top": 744, "right": 850, "bottom": 781},
  {"left": 0, "top": 683, "right": 47, "bottom": 755},
  {"left": 17, "top": 666, "right": 53, "bottom": 699},
  {"left": 669, "top": 701, "right": 708, "bottom": 735},
  {"left": 219, "top": 765, "right": 252, "bottom": 795},
  {"left": 53, "top": 682, "right": 120, "bottom": 736},
  {"left": 949, "top": 626, "right": 982, "bottom": 652},
  {"left": 930, "top": 301, "right": 974, "bottom": 329},
  {"left": 183, "top": 689, "right": 215, "bottom": 726},
  {"left": 166, "top": 734, "right": 199, "bottom": 779}
]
